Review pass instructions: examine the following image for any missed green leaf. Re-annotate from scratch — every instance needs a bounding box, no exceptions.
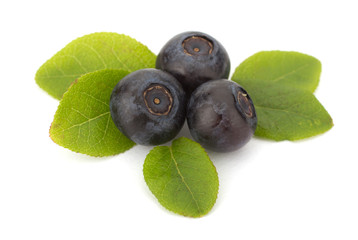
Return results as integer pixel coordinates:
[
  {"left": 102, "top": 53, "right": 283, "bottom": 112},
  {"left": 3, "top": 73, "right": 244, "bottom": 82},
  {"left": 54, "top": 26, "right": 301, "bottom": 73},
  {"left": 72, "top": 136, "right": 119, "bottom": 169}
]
[
  {"left": 50, "top": 69, "right": 135, "bottom": 157},
  {"left": 232, "top": 51, "right": 333, "bottom": 141},
  {"left": 36, "top": 32, "right": 156, "bottom": 99},
  {"left": 232, "top": 51, "right": 321, "bottom": 92},
  {"left": 143, "top": 137, "right": 219, "bottom": 218},
  {"left": 242, "top": 84, "right": 333, "bottom": 140}
]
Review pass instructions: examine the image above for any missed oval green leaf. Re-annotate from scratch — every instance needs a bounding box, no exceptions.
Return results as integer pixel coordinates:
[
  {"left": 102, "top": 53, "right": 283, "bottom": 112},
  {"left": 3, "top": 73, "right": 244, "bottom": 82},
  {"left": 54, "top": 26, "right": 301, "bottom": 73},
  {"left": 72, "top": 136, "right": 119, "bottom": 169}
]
[
  {"left": 143, "top": 137, "right": 219, "bottom": 218},
  {"left": 244, "top": 84, "right": 333, "bottom": 140},
  {"left": 36, "top": 32, "right": 156, "bottom": 99},
  {"left": 50, "top": 69, "right": 135, "bottom": 157},
  {"left": 232, "top": 51, "right": 321, "bottom": 92},
  {"left": 232, "top": 51, "right": 333, "bottom": 141}
]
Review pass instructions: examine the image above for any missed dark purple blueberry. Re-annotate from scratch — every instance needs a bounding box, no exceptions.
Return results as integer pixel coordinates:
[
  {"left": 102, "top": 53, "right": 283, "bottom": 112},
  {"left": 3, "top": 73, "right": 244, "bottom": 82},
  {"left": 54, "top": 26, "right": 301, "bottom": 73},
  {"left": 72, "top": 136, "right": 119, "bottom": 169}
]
[
  {"left": 187, "top": 80, "right": 257, "bottom": 152},
  {"left": 156, "top": 31, "right": 230, "bottom": 94},
  {"left": 110, "top": 69, "right": 186, "bottom": 145}
]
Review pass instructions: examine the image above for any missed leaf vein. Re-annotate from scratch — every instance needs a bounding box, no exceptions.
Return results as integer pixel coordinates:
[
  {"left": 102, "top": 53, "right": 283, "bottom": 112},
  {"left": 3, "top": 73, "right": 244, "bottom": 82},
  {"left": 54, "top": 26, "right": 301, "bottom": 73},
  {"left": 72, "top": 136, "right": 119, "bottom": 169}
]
[
  {"left": 257, "top": 105, "right": 325, "bottom": 124},
  {"left": 53, "top": 112, "right": 110, "bottom": 134},
  {"left": 110, "top": 35, "right": 131, "bottom": 71},
  {"left": 38, "top": 74, "right": 82, "bottom": 79},
  {"left": 92, "top": 114, "right": 111, "bottom": 147},
  {"left": 71, "top": 107, "right": 89, "bottom": 119},
  {"left": 80, "top": 92, "right": 109, "bottom": 107},
  {"left": 169, "top": 146, "right": 201, "bottom": 214},
  {"left": 271, "top": 63, "right": 309, "bottom": 82},
  {"left": 62, "top": 54, "right": 89, "bottom": 72},
  {"left": 78, "top": 42, "right": 108, "bottom": 68},
  {"left": 53, "top": 61, "right": 66, "bottom": 75}
]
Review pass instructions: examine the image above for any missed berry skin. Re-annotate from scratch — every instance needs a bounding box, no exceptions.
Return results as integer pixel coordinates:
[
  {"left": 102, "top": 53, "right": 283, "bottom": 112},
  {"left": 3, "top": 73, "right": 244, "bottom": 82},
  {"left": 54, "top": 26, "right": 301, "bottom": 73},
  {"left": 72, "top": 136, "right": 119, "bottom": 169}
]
[
  {"left": 187, "top": 80, "right": 257, "bottom": 152},
  {"left": 110, "top": 69, "right": 186, "bottom": 146},
  {"left": 156, "top": 31, "right": 230, "bottom": 94}
]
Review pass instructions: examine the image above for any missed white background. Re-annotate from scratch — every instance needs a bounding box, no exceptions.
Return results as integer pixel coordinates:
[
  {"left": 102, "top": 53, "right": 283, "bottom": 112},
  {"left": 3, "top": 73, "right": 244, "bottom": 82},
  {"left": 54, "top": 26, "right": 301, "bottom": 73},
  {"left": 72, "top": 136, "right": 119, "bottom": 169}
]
[{"left": 1, "top": 0, "right": 357, "bottom": 239}]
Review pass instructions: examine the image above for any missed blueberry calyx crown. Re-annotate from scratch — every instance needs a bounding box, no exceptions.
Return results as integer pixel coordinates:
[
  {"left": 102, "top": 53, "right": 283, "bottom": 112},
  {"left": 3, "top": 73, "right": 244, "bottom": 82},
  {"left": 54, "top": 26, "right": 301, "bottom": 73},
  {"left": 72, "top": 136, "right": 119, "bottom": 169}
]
[
  {"left": 143, "top": 84, "right": 173, "bottom": 116},
  {"left": 237, "top": 90, "right": 254, "bottom": 118},
  {"left": 182, "top": 36, "right": 213, "bottom": 56}
]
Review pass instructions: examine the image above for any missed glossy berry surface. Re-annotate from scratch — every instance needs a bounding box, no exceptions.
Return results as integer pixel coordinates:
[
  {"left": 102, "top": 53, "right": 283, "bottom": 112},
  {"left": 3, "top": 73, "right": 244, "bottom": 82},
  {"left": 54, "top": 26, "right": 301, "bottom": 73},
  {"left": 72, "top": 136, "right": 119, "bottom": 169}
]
[
  {"left": 156, "top": 31, "right": 230, "bottom": 94},
  {"left": 187, "top": 80, "right": 257, "bottom": 152},
  {"left": 110, "top": 69, "right": 186, "bottom": 146}
]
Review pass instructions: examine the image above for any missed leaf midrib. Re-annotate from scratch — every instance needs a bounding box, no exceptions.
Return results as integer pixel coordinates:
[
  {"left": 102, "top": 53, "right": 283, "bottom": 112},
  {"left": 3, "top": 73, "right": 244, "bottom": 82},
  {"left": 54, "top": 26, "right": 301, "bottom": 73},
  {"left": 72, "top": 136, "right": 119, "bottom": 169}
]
[
  {"left": 53, "top": 111, "right": 110, "bottom": 134},
  {"left": 270, "top": 63, "right": 310, "bottom": 82},
  {"left": 169, "top": 146, "right": 201, "bottom": 214},
  {"left": 256, "top": 105, "right": 324, "bottom": 122},
  {"left": 43, "top": 36, "right": 153, "bottom": 80}
]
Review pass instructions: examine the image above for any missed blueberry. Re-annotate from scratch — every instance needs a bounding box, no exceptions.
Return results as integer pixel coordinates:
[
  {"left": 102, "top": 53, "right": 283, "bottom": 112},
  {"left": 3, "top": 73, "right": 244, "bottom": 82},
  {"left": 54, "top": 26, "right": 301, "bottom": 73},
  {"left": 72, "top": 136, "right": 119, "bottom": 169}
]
[
  {"left": 187, "top": 80, "right": 257, "bottom": 152},
  {"left": 110, "top": 69, "right": 186, "bottom": 145},
  {"left": 156, "top": 31, "right": 230, "bottom": 94}
]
